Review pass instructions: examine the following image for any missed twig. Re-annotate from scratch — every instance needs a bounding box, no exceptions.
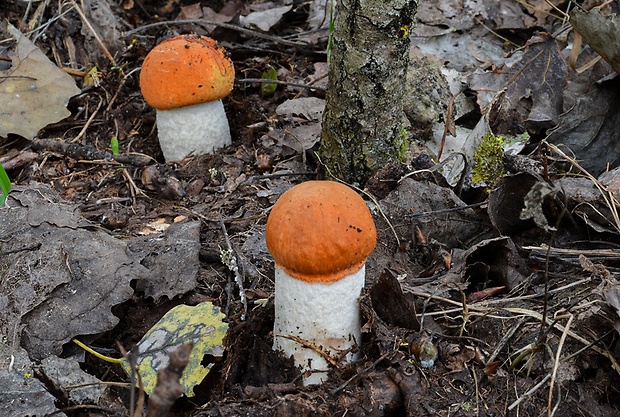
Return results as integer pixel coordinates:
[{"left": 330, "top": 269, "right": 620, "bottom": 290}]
[
  {"left": 404, "top": 201, "right": 486, "bottom": 220},
  {"left": 508, "top": 374, "right": 551, "bottom": 411},
  {"left": 123, "top": 20, "right": 308, "bottom": 47},
  {"left": 68, "top": 0, "right": 117, "bottom": 66},
  {"left": 436, "top": 91, "right": 462, "bottom": 161},
  {"left": 146, "top": 344, "right": 193, "bottom": 417},
  {"left": 504, "top": 307, "right": 620, "bottom": 375},
  {"left": 405, "top": 277, "right": 592, "bottom": 312},
  {"left": 219, "top": 216, "right": 248, "bottom": 320},
  {"left": 277, "top": 334, "right": 339, "bottom": 367},
  {"left": 237, "top": 78, "right": 326, "bottom": 91},
  {"left": 544, "top": 141, "right": 620, "bottom": 233},
  {"left": 547, "top": 313, "right": 573, "bottom": 417},
  {"left": 46, "top": 405, "right": 118, "bottom": 416},
  {"left": 242, "top": 171, "right": 317, "bottom": 185},
  {"left": 487, "top": 316, "right": 527, "bottom": 363},
  {"left": 121, "top": 168, "right": 148, "bottom": 202},
  {"left": 106, "top": 67, "right": 141, "bottom": 112},
  {"left": 404, "top": 290, "right": 614, "bottom": 370},
  {"left": 523, "top": 244, "right": 620, "bottom": 260},
  {"left": 72, "top": 95, "right": 103, "bottom": 143},
  {"left": 31, "top": 138, "right": 154, "bottom": 166}
]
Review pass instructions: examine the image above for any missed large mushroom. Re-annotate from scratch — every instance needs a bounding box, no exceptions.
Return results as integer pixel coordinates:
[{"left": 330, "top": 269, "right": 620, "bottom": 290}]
[
  {"left": 140, "top": 35, "right": 234, "bottom": 162},
  {"left": 265, "top": 181, "right": 377, "bottom": 385}
]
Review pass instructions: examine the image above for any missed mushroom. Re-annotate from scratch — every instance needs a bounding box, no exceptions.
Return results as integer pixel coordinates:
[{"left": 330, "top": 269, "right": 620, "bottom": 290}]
[
  {"left": 265, "top": 181, "right": 377, "bottom": 385},
  {"left": 139, "top": 35, "right": 235, "bottom": 162}
]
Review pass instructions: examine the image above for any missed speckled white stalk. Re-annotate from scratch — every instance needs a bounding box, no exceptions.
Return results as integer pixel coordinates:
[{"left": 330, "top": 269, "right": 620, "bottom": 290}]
[
  {"left": 273, "top": 265, "right": 365, "bottom": 385},
  {"left": 155, "top": 99, "right": 231, "bottom": 162}
]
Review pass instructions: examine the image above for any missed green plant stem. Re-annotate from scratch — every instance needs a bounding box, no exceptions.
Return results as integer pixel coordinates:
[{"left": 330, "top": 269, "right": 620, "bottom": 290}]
[{"left": 72, "top": 338, "right": 124, "bottom": 364}]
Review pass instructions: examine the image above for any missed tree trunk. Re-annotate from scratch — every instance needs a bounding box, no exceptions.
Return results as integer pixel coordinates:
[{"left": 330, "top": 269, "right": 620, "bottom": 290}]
[{"left": 319, "top": 0, "right": 418, "bottom": 185}]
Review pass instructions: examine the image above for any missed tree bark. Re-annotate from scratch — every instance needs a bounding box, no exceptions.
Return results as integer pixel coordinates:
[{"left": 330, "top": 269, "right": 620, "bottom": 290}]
[{"left": 319, "top": 0, "right": 418, "bottom": 185}]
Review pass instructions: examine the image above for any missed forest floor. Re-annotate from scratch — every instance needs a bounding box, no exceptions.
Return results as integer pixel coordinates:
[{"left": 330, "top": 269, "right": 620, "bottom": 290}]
[{"left": 2, "top": 0, "right": 620, "bottom": 416}]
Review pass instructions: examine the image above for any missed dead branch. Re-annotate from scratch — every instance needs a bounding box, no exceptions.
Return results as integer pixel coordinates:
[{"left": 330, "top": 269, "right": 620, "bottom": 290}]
[
  {"left": 146, "top": 343, "right": 193, "bottom": 417},
  {"left": 31, "top": 138, "right": 154, "bottom": 166}
]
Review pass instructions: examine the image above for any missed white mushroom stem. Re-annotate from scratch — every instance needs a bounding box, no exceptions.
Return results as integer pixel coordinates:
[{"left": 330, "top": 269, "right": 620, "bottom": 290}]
[
  {"left": 155, "top": 99, "right": 231, "bottom": 162},
  {"left": 273, "top": 265, "right": 365, "bottom": 386}
]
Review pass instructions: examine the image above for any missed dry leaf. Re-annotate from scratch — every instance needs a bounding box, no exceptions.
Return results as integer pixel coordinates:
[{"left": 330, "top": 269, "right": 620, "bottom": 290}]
[
  {"left": 0, "top": 345, "right": 64, "bottom": 417},
  {"left": 468, "top": 33, "right": 567, "bottom": 136},
  {"left": 546, "top": 76, "right": 620, "bottom": 177},
  {"left": 0, "top": 22, "right": 80, "bottom": 139},
  {"left": 239, "top": 5, "right": 292, "bottom": 31},
  {"left": 0, "top": 184, "right": 145, "bottom": 360},
  {"left": 571, "top": 8, "right": 620, "bottom": 75},
  {"left": 276, "top": 97, "right": 325, "bottom": 121},
  {"left": 128, "top": 220, "right": 201, "bottom": 301}
]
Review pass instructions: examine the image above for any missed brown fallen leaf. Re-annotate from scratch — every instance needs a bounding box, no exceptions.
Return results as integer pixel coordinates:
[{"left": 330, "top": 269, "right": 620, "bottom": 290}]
[{"left": 0, "top": 22, "right": 80, "bottom": 139}]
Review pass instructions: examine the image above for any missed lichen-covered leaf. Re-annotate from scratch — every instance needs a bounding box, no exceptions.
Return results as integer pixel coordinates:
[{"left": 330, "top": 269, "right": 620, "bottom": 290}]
[
  {"left": 121, "top": 302, "right": 228, "bottom": 397},
  {"left": 0, "top": 22, "right": 80, "bottom": 139}
]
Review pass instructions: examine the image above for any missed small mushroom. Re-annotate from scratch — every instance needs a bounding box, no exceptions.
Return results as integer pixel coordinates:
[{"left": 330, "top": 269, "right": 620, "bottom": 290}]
[
  {"left": 140, "top": 35, "right": 234, "bottom": 162},
  {"left": 265, "top": 181, "right": 377, "bottom": 385}
]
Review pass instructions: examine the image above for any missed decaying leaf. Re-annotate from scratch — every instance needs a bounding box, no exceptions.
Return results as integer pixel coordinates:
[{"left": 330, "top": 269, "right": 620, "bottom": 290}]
[
  {"left": 307, "top": 0, "right": 331, "bottom": 30},
  {"left": 370, "top": 269, "right": 420, "bottom": 331},
  {"left": 571, "top": 8, "right": 620, "bottom": 75},
  {"left": 555, "top": 175, "right": 620, "bottom": 234},
  {"left": 546, "top": 76, "right": 620, "bottom": 176},
  {"left": 121, "top": 302, "right": 228, "bottom": 397},
  {"left": 0, "top": 345, "right": 66, "bottom": 417},
  {"left": 444, "top": 236, "right": 529, "bottom": 292},
  {"left": 488, "top": 173, "right": 539, "bottom": 235},
  {"left": 381, "top": 177, "right": 490, "bottom": 248},
  {"left": 519, "top": 181, "right": 556, "bottom": 232},
  {"left": 262, "top": 126, "right": 321, "bottom": 156},
  {"left": 0, "top": 184, "right": 146, "bottom": 360},
  {"left": 276, "top": 97, "right": 325, "bottom": 121},
  {"left": 128, "top": 220, "right": 201, "bottom": 301},
  {"left": 39, "top": 355, "right": 106, "bottom": 404},
  {"left": 583, "top": 255, "right": 620, "bottom": 334},
  {"left": 468, "top": 33, "right": 567, "bottom": 136},
  {"left": 80, "top": 0, "right": 124, "bottom": 65},
  {"left": 0, "top": 22, "right": 80, "bottom": 139}
]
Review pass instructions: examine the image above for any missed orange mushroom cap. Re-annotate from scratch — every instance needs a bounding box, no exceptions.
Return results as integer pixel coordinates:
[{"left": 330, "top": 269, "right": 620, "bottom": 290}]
[
  {"left": 139, "top": 35, "right": 234, "bottom": 110},
  {"left": 265, "top": 181, "right": 377, "bottom": 284}
]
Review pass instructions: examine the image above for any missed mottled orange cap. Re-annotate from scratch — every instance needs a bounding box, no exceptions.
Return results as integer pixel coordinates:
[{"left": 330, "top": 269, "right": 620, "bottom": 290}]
[
  {"left": 266, "top": 181, "right": 377, "bottom": 284},
  {"left": 140, "top": 35, "right": 234, "bottom": 110}
]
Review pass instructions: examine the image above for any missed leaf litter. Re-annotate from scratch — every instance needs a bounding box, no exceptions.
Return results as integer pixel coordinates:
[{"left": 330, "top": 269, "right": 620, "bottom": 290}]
[{"left": 2, "top": 0, "right": 620, "bottom": 416}]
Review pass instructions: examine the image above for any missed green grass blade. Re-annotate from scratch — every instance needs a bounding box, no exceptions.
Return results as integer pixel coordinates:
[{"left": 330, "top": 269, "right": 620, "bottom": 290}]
[
  {"left": 0, "top": 163, "right": 11, "bottom": 206},
  {"left": 111, "top": 136, "right": 119, "bottom": 155}
]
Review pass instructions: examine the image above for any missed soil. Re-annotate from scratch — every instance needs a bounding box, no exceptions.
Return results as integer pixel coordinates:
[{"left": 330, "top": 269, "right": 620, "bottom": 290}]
[{"left": 2, "top": 1, "right": 620, "bottom": 416}]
